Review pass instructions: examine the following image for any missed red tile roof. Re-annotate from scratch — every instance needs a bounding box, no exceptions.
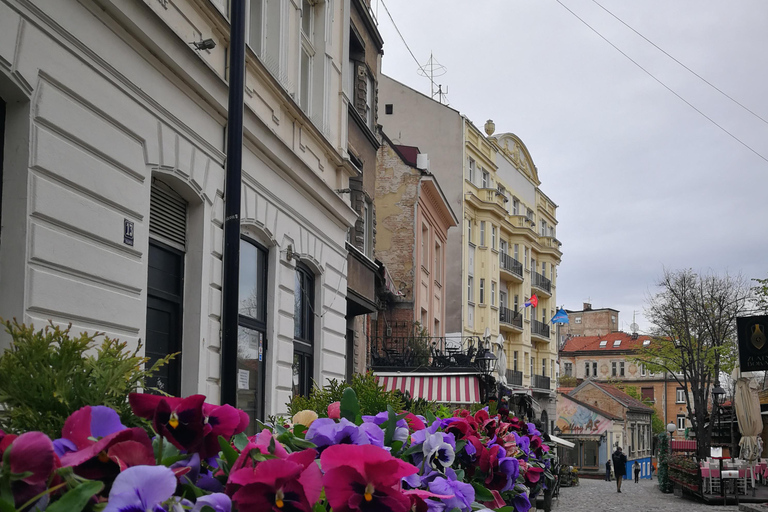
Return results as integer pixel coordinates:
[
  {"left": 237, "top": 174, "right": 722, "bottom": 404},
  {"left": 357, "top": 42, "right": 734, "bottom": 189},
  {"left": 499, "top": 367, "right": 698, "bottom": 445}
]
[
  {"left": 561, "top": 393, "right": 623, "bottom": 421},
  {"left": 592, "top": 382, "right": 654, "bottom": 413},
  {"left": 561, "top": 331, "right": 654, "bottom": 353}
]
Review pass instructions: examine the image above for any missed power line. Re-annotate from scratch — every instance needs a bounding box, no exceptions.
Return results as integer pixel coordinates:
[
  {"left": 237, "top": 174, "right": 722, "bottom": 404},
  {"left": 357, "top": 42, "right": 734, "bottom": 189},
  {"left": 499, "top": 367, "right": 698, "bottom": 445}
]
[
  {"left": 590, "top": 0, "right": 768, "bottom": 127},
  {"left": 554, "top": 0, "right": 768, "bottom": 165},
  {"left": 379, "top": 0, "right": 447, "bottom": 103}
]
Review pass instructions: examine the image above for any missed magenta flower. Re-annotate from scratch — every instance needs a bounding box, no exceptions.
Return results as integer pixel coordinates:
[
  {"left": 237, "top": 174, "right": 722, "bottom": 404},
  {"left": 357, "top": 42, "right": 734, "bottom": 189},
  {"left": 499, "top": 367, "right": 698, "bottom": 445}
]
[
  {"left": 4, "top": 432, "right": 59, "bottom": 507},
  {"left": 59, "top": 427, "right": 154, "bottom": 480},
  {"left": 321, "top": 444, "right": 418, "bottom": 512},
  {"left": 60, "top": 405, "right": 127, "bottom": 449},
  {"left": 199, "top": 403, "right": 249, "bottom": 460},
  {"left": 231, "top": 430, "right": 290, "bottom": 474},
  {"left": 129, "top": 393, "right": 207, "bottom": 453},
  {"left": 227, "top": 449, "right": 321, "bottom": 512},
  {"left": 328, "top": 402, "right": 341, "bottom": 419}
]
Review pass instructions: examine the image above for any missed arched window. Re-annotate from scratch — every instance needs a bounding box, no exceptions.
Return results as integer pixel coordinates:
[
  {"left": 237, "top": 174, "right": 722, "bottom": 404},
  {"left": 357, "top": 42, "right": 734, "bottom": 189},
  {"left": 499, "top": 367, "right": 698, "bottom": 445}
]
[
  {"left": 540, "top": 409, "right": 549, "bottom": 435},
  {"left": 293, "top": 262, "right": 314, "bottom": 397},
  {"left": 237, "top": 237, "right": 268, "bottom": 430}
]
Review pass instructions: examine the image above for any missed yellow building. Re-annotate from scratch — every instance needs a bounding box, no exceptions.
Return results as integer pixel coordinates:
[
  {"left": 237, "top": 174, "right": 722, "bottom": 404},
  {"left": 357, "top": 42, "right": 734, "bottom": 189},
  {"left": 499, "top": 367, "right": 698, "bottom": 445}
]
[
  {"left": 463, "top": 120, "right": 562, "bottom": 430},
  {"left": 378, "top": 77, "right": 563, "bottom": 429}
]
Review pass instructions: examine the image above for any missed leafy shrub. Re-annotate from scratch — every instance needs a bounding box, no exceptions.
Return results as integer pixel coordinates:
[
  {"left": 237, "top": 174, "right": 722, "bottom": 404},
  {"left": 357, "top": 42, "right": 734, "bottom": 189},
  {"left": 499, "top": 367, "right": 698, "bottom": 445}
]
[
  {"left": 0, "top": 320, "right": 173, "bottom": 438},
  {"left": 287, "top": 371, "right": 404, "bottom": 417}
]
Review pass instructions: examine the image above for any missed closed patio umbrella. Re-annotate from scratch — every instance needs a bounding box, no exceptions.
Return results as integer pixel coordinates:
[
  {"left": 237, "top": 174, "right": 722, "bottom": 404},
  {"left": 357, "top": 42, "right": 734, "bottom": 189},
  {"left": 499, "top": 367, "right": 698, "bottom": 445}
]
[
  {"left": 734, "top": 377, "right": 763, "bottom": 491},
  {"left": 492, "top": 334, "right": 507, "bottom": 387}
]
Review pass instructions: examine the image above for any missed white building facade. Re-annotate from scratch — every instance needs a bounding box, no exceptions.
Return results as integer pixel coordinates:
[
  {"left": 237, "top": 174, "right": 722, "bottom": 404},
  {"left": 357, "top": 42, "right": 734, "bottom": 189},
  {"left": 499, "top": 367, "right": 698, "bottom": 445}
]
[{"left": 0, "top": 0, "right": 364, "bottom": 425}]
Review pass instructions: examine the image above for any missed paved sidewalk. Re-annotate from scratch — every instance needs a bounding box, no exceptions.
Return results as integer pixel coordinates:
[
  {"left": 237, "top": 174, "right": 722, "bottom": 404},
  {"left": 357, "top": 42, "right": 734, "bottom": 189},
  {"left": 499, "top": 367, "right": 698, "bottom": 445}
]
[{"left": 552, "top": 477, "right": 740, "bottom": 511}]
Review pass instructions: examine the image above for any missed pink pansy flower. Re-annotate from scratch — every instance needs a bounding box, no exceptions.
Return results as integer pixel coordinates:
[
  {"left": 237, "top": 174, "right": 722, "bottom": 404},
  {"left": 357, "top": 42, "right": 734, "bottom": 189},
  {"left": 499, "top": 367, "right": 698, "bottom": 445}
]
[
  {"left": 129, "top": 393, "right": 207, "bottom": 453},
  {"left": 199, "top": 403, "right": 249, "bottom": 460},
  {"left": 327, "top": 402, "right": 341, "bottom": 420},
  {"left": 5, "top": 432, "right": 60, "bottom": 507},
  {"left": 227, "top": 449, "right": 321, "bottom": 512},
  {"left": 403, "top": 489, "right": 454, "bottom": 512},
  {"left": 320, "top": 444, "right": 418, "bottom": 512}
]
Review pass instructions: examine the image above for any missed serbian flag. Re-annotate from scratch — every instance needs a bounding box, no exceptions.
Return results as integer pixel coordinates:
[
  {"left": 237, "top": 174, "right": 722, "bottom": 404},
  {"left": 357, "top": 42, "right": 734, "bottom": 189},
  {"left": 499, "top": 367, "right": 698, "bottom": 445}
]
[
  {"left": 551, "top": 308, "right": 569, "bottom": 324},
  {"left": 524, "top": 294, "right": 538, "bottom": 308}
]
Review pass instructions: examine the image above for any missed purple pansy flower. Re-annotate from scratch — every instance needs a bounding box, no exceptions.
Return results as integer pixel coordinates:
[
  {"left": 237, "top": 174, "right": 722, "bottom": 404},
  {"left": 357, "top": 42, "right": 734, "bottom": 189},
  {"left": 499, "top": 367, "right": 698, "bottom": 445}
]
[
  {"left": 191, "top": 493, "right": 231, "bottom": 512},
  {"left": 513, "top": 432, "right": 530, "bottom": 457},
  {"left": 513, "top": 488, "right": 532, "bottom": 512},
  {"left": 427, "top": 468, "right": 474, "bottom": 512},
  {"left": 526, "top": 422, "right": 540, "bottom": 437},
  {"left": 421, "top": 431, "right": 456, "bottom": 471},
  {"left": 103, "top": 465, "right": 177, "bottom": 512}
]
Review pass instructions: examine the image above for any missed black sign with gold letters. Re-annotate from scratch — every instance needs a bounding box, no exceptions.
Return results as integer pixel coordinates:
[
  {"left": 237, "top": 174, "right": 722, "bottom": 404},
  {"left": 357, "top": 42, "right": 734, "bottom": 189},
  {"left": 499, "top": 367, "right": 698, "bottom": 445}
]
[{"left": 737, "top": 315, "right": 768, "bottom": 371}]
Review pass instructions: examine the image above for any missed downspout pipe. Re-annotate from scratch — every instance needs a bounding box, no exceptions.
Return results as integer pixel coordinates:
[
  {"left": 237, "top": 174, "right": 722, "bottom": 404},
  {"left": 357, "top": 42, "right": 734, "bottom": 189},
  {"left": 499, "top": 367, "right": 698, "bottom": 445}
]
[{"left": 221, "top": 0, "right": 246, "bottom": 407}]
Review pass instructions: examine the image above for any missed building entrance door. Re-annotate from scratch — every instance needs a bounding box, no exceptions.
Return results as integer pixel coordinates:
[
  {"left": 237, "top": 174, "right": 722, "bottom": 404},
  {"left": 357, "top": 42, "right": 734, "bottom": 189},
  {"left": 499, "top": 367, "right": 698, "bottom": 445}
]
[{"left": 145, "top": 239, "right": 184, "bottom": 396}]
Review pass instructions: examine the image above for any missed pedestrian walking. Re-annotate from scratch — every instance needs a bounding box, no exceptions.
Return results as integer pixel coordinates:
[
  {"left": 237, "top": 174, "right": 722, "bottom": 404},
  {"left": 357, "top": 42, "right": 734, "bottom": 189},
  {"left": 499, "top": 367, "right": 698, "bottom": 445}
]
[
  {"left": 633, "top": 461, "right": 641, "bottom": 483},
  {"left": 650, "top": 460, "right": 655, "bottom": 480},
  {"left": 605, "top": 459, "right": 612, "bottom": 481},
  {"left": 611, "top": 446, "right": 627, "bottom": 493}
]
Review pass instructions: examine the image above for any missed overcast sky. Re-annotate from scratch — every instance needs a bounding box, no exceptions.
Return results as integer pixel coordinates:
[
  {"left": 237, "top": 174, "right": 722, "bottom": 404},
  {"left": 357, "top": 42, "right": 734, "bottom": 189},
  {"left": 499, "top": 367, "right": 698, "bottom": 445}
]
[{"left": 374, "top": 0, "right": 768, "bottom": 332}]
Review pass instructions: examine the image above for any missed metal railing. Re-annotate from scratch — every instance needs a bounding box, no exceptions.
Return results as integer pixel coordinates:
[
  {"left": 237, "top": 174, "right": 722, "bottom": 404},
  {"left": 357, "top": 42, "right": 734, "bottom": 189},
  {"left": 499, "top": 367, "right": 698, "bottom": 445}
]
[
  {"left": 532, "top": 271, "right": 552, "bottom": 294},
  {"left": 532, "top": 374, "right": 551, "bottom": 390},
  {"left": 499, "top": 307, "right": 523, "bottom": 329},
  {"left": 531, "top": 319, "right": 550, "bottom": 338},
  {"left": 499, "top": 252, "right": 523, "bottom": 278},
  {"left": 369, "top": 334, "right": 485, "bottom": 370},
  {"left": 506, "top": 369, "right": 523, "bottom": 386}
]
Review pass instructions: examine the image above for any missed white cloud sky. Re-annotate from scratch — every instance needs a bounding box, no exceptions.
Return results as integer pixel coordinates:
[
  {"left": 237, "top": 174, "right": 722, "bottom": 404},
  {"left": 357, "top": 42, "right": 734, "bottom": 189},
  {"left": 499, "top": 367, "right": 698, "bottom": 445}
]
[{"left": 375, "top": 0, "right": 768, "bottom": 332}]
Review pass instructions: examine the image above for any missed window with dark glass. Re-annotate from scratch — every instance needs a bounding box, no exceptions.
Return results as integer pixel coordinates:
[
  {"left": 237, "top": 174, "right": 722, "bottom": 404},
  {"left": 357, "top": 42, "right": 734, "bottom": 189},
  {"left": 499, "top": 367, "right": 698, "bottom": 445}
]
[
  {"left": 237, "top": 237, "right": 268, "bottom": 430},
  {"left": 293, "top": 263, "right": 314, "bottom": 397}
]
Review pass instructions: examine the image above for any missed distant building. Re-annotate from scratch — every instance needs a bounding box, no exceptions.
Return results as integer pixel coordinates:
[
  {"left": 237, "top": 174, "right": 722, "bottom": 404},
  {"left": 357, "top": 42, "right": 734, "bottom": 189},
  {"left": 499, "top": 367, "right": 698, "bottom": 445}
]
[
  {"left": 559, "top": 332, "right": 693, "bottom": 431},
  {"left": 372, "top": 135, "right": 458, "bottom": 340},
  {"left": 378, "top": 75, "right": 562, "bottom": 430},
  {"left": 564, "top": 303, "right": 619, "bottom": 337},
  {"left": 557, "top": 381, "right": 653, "bottom": 479}
]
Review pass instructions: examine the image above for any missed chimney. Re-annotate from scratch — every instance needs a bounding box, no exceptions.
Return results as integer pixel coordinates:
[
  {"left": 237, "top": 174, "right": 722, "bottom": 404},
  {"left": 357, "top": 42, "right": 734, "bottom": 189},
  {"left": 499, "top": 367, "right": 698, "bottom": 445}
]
[{"left": 583, "top": 302, "right": 592, "bottom": 311}]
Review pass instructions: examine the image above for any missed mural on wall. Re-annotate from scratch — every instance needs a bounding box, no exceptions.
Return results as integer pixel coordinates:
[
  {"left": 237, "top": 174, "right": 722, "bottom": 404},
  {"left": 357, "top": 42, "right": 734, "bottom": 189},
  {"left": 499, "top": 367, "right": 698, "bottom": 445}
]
[{"left": 556, "top": 398, "right": 610, "bottom": 435}]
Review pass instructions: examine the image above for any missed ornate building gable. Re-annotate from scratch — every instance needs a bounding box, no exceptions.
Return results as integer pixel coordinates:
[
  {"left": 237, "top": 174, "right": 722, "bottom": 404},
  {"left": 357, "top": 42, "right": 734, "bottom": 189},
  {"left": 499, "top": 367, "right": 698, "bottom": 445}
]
[{"left": 493, "top": 133, "right": 540, "bottom": 187}]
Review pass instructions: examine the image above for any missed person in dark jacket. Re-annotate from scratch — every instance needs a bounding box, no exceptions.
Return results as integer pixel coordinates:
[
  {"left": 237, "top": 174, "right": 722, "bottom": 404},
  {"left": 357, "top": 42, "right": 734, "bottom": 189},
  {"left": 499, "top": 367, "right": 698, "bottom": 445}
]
[
  {"left": 612, "top": 447, "right": 627, "bottom": 492},
  {"left": 634, "top": 461, "right": 641, "bottom": 483},
  {"left": 605, "top": 459, "right": 612, "bottom": 481}
]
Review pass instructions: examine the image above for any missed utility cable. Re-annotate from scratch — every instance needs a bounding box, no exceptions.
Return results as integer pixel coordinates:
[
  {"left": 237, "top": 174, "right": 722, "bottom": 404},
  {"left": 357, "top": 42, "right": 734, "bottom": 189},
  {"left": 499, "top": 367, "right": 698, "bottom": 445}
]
[
  {"left": 590, "top": 0, "right": 768, "bottom": 127},
  {"left": 555, "top": 0, "right": 768, "bottom": 165},
  {"left": 379, "top": 0, "right": 448, "bottom": 104}
]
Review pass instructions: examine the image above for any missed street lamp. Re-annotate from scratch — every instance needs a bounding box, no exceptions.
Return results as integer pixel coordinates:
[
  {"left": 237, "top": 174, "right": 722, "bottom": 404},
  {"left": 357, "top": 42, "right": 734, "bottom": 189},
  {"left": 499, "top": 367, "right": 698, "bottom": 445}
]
[
  {"left": 666, "top": 422, "right": 677, "bottom": 441},
  {"left": 711, "top": 381, "right": 726, "bottom": 459},
  {"left": 476, "top": 343, "right": 497, "bottom": 403}
]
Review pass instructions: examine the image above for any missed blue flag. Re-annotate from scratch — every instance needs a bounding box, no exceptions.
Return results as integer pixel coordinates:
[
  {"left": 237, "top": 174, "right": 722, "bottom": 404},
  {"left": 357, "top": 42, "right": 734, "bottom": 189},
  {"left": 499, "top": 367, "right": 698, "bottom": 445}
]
[{"left": 551, "top": 309, "right": 569, "bottom": 324}]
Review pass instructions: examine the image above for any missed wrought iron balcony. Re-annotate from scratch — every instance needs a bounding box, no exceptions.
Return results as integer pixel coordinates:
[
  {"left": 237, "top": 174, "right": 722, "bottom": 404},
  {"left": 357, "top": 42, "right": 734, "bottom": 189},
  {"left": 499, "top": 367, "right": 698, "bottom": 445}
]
[
  {"left": 499, "top": 252, "right": 523, "bottom": 279},
  {"left": 531, "top": 271, "right": 552, "bottom": 295},
  {"left": 506, "top": 369, "right": 523, "bottom": 386},
  {"left": 370, "top": 334, "right": 487, "bottom": 371},
  {"left": 499, "top": 307, "right": 523, "bottom": 330},
  {"left": 532, "top": 374, "right": 551, "bottom": 390},
  {"left": 531, "top": 319, "right": 550, "bottom": 339}
]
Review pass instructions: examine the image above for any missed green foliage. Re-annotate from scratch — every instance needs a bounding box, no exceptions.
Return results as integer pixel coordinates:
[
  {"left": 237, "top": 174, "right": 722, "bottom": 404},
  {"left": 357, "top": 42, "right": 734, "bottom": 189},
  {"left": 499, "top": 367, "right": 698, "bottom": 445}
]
[
  {"left": 754, "top": 276, "right": 768, "bottom": 313},
  {"left": 287, "top": 371, "right": 404, "bottom": 417},
  {"left": 558, "top": 375, "right": 578, "bottom": 388},
  {"left": 397, "top": 392, "right": 453, "bottom": 418},
  {"left": 657, "top": 432, "right": 673, "bottom": 493},
  {"left": 0, "top": 320, "right": 174, "bottom": 438},
  {"left": 621, "top": 385, "right": 665, "bottom": 435}
]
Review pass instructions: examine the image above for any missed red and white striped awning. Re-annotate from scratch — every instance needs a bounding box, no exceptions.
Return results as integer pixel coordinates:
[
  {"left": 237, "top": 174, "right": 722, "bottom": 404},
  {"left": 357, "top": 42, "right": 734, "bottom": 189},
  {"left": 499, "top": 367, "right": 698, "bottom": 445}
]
[{"left": 376, "top": 374, "right": 481, "bottom": 404}]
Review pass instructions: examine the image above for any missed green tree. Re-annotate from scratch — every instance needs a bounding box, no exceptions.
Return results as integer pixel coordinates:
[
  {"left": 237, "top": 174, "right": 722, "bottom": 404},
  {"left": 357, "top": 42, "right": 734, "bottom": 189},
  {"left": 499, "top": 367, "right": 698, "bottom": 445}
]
[
  {"left": 753, "top": 276, "right": 768, "bottom": 313},
  {"left": 631, "top": 269, "right": 752, "bottom": 460},
  {"left": 620, "top": 385, "right": 665, "bottom": 435}
]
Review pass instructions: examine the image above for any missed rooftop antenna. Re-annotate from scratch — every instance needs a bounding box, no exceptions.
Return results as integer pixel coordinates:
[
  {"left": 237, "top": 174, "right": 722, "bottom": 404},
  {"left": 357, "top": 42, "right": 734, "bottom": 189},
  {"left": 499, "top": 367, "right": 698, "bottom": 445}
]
[
  {"left": 417, "top": 52, "right": 447, "bottom": 103},
  {"left": 630, "top": 311, "right": 639, "bottom": 335}
]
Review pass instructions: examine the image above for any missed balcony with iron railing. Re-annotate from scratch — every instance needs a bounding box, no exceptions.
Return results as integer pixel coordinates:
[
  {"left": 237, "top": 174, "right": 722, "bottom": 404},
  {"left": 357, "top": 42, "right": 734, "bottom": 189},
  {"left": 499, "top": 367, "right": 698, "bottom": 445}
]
[
  {"left": 499, "top": 307, "right": 523, "bottom": 332},
  {"left": 499, "top": 252, "right": 523, "bottom": 282},
  {"left": 532, "top": 374, "right": 551, "bottom": 390},
  {"left": 531, "top": 319, "right": 550, "bottom": 342},
  {"left": 531, "top": 271, "right": 552, "bottom": 296},
  {"left": 506, "top": 369, "right": 523, "bottom": 386},
  {"left": 369, "top": 333, "right": 487, "bottom": 372}
]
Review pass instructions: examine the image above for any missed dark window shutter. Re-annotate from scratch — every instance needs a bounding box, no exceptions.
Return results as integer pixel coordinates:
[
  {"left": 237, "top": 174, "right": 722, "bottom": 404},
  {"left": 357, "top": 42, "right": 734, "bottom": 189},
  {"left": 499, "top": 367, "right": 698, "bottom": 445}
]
[{"left": 149, "top": 182, "right": 187, "bottom": 248}]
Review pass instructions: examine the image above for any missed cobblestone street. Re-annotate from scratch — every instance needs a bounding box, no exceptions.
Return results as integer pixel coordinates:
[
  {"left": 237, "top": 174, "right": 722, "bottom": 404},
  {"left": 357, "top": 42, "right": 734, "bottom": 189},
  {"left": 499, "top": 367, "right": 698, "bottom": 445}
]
[{"left": 552, "top": 478, "right": 741, "bottom": 512}]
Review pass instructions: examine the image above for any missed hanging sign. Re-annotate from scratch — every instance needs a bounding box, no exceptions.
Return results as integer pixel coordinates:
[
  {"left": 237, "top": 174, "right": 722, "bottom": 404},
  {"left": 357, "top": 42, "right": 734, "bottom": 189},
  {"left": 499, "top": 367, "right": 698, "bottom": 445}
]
[{"left": 737, "top": 315, "right": 768, "bottom": 371}]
